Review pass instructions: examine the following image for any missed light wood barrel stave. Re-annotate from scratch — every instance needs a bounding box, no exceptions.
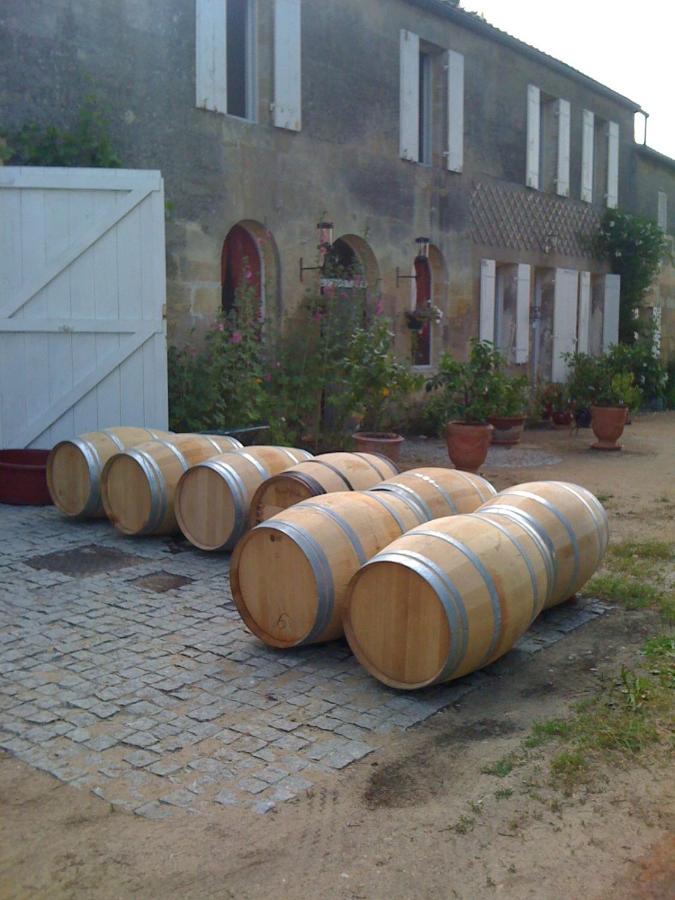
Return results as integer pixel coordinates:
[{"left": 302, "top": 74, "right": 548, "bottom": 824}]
[
  {"left": 47, "top": 427, "right": 175, "bottom": 518},
  {"left": 247, "top": 452, "right": 399, "bottom": 526},
  {"left": 369, "top": 467, "right": 496, "bottom": 519},
  {"left": 231, "top": 490, "right": 427, "bottom": 648},
  {"left": 343, "top": 512, "right": 554, "bottom": 690},
  {"left": 477, "top": 481, "right": 608, "bottom": 607},
  {"left": 101, "top": 434, "right": 241, "bottom": 536},
  {"left": 175, "top": 446, "right": 313, "bottom": 552}
]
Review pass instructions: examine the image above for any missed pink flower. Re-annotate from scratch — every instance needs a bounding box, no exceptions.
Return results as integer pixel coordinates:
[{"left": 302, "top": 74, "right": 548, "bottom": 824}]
[
  {"left": 323, "top": 283, "right": 336, "bottom": 298},
  {"left": 215, "top": 322, "right": 225, "bottom": 332},
  {"left": 230, "top": 331, "right": 243, "bottom": 344},
  {"left": 244, "top": 268, "right": 254, "bottom": 283},
  {"left": 375, "top": 298, "right": 384, "bottom": 316},
  {"left": 313, "top": 311, "right": 323, "bottom": 322},
  {"left": 264, "top": 373, "right": 272, "bottom": 382},
  {"left": 339, "top": 291, "right": 349, "bottom": 300}
]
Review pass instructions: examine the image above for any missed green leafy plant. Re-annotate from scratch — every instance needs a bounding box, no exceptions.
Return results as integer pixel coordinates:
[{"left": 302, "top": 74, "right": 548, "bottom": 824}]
[
  {"left": 4, "top": 96, "right": 122, "bottom": 168},
  {"left": 425, "top": 340, "right": 529, "bottom": 426},
  {"left": 563, "top": 352, "right": 642, "bottom": 409},
  {"left": 593, "top": 209, "right": 671, "bottom": 343}
]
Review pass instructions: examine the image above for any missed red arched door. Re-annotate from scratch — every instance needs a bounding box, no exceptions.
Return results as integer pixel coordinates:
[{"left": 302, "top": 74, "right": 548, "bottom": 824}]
[
  {"left": 414, "top": 256, "right": 432, "bottom": 366},
  {"left": 221, "top": 225, "right": 262, "bottom": 313}
]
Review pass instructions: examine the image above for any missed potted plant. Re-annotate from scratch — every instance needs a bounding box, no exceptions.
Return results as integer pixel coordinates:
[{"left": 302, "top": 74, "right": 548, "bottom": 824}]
[
  {"left": 541, "top": 382, "right": 574, "bottom": 428},
  {"left": 349, "top": 320, "right": 422, "bottom": 463},
  {"left": 564, "top": 352, "right": 642, "bottom": 451},
  {"left": 426, "top": 340, "right": 499, "bottom": 471},
  {"left": 404, "top": 301, "right": 443, "bottom": 332},
  {"left": 488, "top": 372, "right": 529, "bottom": 445}
]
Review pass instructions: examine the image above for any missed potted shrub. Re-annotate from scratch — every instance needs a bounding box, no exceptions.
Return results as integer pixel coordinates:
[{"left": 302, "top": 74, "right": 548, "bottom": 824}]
[
  {"left": 564, "top": 352, "right": 642, "bottom": 451},
  {"left": 349, "top": 320, "right": 422, "bottom": 463},
  {"left": 488, "top": 372, "right": 530, "bottom": 445},
  {"left": 426, "top": 340, "right": 498, "bottom": 471},
  {"left": 541, "top": 382, "right": 574, "bottom": 428}
]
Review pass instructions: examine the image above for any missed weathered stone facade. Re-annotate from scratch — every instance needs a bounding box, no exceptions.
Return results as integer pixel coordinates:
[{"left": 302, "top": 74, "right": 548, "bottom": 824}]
[{"left": 1, "top": 0, "right": 671, "bottom": 371}]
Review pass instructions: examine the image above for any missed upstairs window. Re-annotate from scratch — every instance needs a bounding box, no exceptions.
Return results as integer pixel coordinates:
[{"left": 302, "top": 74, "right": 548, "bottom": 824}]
[
  {"left": 418, "top": 51, "right": 432, "bottom": 165},
  {"left": 196, "top": 0, "right": 256, "bottom": 120},
  {"left": 526, "top": 86, "right": 570, "bottom": 196}
]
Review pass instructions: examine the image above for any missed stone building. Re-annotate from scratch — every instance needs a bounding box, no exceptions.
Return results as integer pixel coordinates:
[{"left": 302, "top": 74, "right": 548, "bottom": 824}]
[{"left": 2, "top": 0, "right": 673, "bottom": 375}]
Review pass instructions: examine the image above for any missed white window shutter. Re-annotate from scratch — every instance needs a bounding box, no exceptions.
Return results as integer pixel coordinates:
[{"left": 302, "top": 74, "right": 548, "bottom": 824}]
[
  {"left": 556, "top": 98, "right": 571, "bottom": 197},
  {"left": 602, "top": 274, "right": 621, "bottom": 351},
  {"left": 581, "top": 109, "right": 594, "bottom": 203},
  {"left": 514, "top": 264, "right": 531, "bottom": 364},
  {"left": 577, "top": 271, "right": 591, "bottom": 354},
  {"left": 526, "top": 85, "right": 540, "bottom": 189},
  {"left": 657, "top": 191, "right": 668, "bottom": 231},
  {"left": 274, "top": 0, "right": 302, "bottom": 131},
  {"left": 607, "top": 121, "right": 619, "bottom": 208},
  {"left": 552, "top": 268, "right": 579, "bottom": 382},
  {"left": 195, "top": 0, "right": 227, "bottom": 113},
  {"left": 479, "top": 259, "right": 496, "bottom": 343},
  {"left": 400, "top": 30, "right": 420, "bottom": 161},
  {"left": 446, "top": 50, "right": 464, "bottom": 173}
]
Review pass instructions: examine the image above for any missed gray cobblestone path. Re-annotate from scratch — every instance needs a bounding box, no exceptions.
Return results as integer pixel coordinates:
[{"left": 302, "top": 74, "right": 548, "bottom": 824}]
[{"left": 0, "top": 506, "right": 610, "bottom": 817}]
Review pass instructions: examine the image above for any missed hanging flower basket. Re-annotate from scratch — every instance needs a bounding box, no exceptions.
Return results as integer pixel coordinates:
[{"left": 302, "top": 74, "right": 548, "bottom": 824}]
[{"left": 404, "top": 303, "right": 443, "bottom": 331}]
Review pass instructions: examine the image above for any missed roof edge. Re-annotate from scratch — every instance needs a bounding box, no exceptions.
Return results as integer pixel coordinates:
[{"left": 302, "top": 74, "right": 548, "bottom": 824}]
[
  {"left": 635, "top": 144, "right": 675, "bottom": 170},
  {"left": 406, "top": 0, "right": 643, "bottom": 111}
]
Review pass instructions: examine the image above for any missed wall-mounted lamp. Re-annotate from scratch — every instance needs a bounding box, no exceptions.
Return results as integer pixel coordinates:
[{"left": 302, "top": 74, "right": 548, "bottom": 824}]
[
  {"left": 299, "top": 222, "right": 334, "bottom": 281},
  {"left": 396, "top": 237, "right": 431, "bottom": 287},
  {"left": 541, "top": 231, "right": 559, "bottom": 255}
]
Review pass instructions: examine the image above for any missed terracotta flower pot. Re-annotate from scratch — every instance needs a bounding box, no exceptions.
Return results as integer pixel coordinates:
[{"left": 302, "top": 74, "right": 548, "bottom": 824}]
[
  {"left": 590, "top": 405, "right": 627, "bottom": 451},
  {"left": 0, "top": 449, "right": 52, "bottom": 505},
  {"left": 353, "top": 432, "right": 404, "bottom": 465},
  {"left": 445, "top": 422, "right": 493, "bottom": 472},
  {"left": 488, "top": 415, "right": 526, "bottom": 446},
  {"left": 551, "top": 410, "right": 573, "bottom": 429}
]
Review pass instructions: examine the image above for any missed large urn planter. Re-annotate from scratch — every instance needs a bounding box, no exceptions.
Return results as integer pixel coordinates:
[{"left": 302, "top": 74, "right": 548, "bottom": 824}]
[
  {"left": 446, "top": 422, "right": 493, "bottom": 472},
  {"left": 590, "top": 405, "right": 627, "bottom": 451},
  {"left": 353, "top": 432, "right": 404, "bottom": 465},
  {"left": 488, "top": 415, "right": 526, "bottom": 446}
]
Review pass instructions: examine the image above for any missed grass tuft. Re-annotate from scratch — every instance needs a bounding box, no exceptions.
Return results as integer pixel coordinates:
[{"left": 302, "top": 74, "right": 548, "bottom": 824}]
[{"left": 481, "top": 754, "right": 517, "bottom": 778}]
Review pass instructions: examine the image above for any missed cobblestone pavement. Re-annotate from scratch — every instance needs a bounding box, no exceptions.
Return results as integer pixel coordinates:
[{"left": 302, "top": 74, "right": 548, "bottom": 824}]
[{"left": 0, "top": 505, "right": 609, "bottom": 819}]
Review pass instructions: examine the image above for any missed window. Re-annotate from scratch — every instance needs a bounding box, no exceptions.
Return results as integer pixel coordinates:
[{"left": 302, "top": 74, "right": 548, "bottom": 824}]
[
  {"left": 657, "top": 191, "right": 668, "bottom": 231},
  {"left": 195, "top": 0, "right": 256, "bottom": 121},
  {"left": 417, "top": 52, "right": 432, "bottom": 165},
  {"left": 526, "top": 87, "right": 570, "bottom": 196}
]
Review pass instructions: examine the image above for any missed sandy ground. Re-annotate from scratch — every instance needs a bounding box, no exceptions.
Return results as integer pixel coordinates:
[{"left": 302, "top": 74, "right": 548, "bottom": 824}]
[{"left": 1, "top": 412, "right": 674, "bottom": 900}]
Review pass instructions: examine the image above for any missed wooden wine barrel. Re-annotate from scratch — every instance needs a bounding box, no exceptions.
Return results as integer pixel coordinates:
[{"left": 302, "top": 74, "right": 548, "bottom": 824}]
[
  {"left": 47, "top": 427, "right": 177, "bottom": 518},
  {"left": 477, "top": 481, "right": 609, "bottom": 608},
  {"left": 231, "top": 490, "right": 428, "bottom": 648},
  {"left": 247, "top": 452, "right": 399, "bottom": 526},
  {"left": 369, "top": 467, "right": 496, "bottom": 519},
  {"left": 343, "top": 512, "right": 555, "bottom": 690},
  {"left": 175, "top": 446, "right": 314, "bottom": 552},
  {"left": 101, "top": 434, "right": 242, "bottom": 536}
]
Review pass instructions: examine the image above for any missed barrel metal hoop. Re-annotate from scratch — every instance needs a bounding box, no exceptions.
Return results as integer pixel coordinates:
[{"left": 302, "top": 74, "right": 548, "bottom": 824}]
[
  {"left": 234, "top": 452, "right": 270, "bottom": 480},
  {"left": 448, "top": 469, "right": 496, "bottom": 503},
  {"left": 356, "top": 451, "right": 399, "bottom": 475},
  {"left": 152, "top": 439, "right": 189, "bottom": 472},
  {"left": 365, "top": 490, "right": 425, "bottom": 531},
  {"left": 285, "top": 471, "right": 328, "bottom": 497},
  {"left": 555, "top": 482, "right": 609, "bottom": 556},
  {"left": 302, "top": 459, "right": 354, "bottom": 491},
  {"left": 124, "top": 449, "right": 167, "bottom": 534},
  {"left": 468, "top": 513, "right": 544, "bottom": 621},
  {"left": 147, "top": 429, "right": 165, "bottom": 440},
  {"left": 478, "top": 504, "right": 558, "bottom": 597},
  {"left": 367, "top": 550, "right": 468, "bottom": 682},
  {"left": 370, "top": 482, "right": 434, "bottom": 521},
  {"left": 260, "top": 520, "right": 335, "bottom": 642},
  {"left": 499, "top": 491, "right": 580, "bottom": 597},
  {"left": 102, "top": 429, "right": 125, "bottom": 451},
  {"left": 198, "top": 459, "right": 248, "bottom": 549},
  {"left": 407, "top": 472, "right": 458, "bottom": 514},
  {"left": 280, "top": 448, "right": 314, "bottom": 464},
  {"left": 299, "top": 503, "right": 367, "bottom": 565},
  {"left": 405, "top": 530, "right": 502, "bottom": 665},
  {"left": 352, "top": 453, "right": 389, "bottom": 480},
  {"left": 70, "top": 438, "right": 103, "bottom": 517}
]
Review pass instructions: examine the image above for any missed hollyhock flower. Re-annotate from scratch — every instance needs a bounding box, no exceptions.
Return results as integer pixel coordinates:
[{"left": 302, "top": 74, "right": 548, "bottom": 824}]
[{"left": 230, "top": 331, "right": 243, "bottom": 344}]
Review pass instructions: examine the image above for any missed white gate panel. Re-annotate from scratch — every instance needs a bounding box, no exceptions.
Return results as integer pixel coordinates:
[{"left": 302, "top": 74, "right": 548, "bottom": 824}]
[
  {"left": 0, "top": 167, "right": 168, "bottom": 449},
  {"left": 552, "top": 267, "right": 579, "bottom": 382}
]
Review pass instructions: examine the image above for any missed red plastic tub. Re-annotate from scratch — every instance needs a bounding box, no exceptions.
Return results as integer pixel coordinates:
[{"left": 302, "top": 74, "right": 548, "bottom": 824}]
[{"left": 0, "top": 449, "right": 52, "bottom": 505}]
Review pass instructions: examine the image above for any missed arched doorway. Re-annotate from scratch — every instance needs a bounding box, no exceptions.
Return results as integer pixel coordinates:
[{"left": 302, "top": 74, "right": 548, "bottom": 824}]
[
  {"left": 221, "top": 224, "right": 263, "bottom": 314},
  {"left": 412, "top": 255, "right": 432, "bottom": 366}
]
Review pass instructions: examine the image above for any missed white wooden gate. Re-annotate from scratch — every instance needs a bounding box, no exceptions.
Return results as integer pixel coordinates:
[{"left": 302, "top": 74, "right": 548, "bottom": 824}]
[{"left": 0, "top": 167, "right": 168, "bottom": 449}]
